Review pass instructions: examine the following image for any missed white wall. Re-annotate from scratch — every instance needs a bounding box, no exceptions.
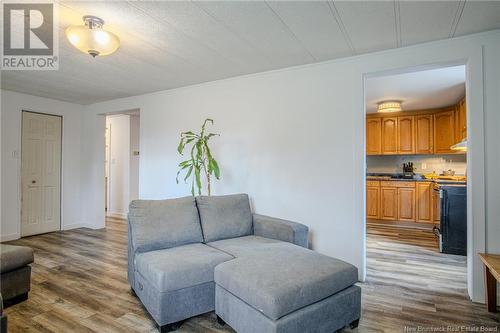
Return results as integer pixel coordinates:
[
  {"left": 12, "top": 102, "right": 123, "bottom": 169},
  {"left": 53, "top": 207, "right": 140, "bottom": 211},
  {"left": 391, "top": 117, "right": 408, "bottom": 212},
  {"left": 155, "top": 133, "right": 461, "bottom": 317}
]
[
  {"left": 82, "top": 30, "right": 500, "bottom": 303},
  {"left": 1, "top": 90, "right": 85, "bottom": 241},
  {"left": 367, "top": 154, "right": 467, "bottom": 175}
]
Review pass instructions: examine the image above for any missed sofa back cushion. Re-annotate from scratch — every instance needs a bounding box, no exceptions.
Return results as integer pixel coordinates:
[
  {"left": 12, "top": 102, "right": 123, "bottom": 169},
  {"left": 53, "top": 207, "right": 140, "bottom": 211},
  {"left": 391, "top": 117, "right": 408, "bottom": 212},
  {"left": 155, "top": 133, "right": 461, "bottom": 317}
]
[
  {"left": 196, "top": 194, "right": 253, "bottom": 242},
  {"left": 128, "top": 196, "right": 203, "bottom": 253}
]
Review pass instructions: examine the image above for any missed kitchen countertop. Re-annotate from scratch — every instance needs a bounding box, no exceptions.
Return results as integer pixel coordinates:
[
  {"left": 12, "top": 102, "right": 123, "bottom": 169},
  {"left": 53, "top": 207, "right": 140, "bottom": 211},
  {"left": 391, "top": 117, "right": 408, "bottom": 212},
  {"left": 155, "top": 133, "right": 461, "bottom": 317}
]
[{"left": 366, "top": 173, "right": 467, "bottom": 185}]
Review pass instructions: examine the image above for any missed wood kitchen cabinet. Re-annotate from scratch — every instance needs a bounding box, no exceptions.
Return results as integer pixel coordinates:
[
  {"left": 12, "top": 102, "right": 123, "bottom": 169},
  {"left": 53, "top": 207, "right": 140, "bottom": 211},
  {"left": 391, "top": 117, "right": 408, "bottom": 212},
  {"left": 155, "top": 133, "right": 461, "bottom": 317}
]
[
  {"left": 366, "top": 97, "right": 466, "bottom": 156},
  {"left": 434, "top": 110, "right": 456, "bottom": 154},
  {"left": 397, "top": 186, "right": 416, "bottom": 221},
  {"left": 380, "top": 185, "right": 398, "bottom": 220},
  {"left": 397, "top": 116, "right": 415, "bottom": 154},
  {"left": 367, "top": 180, "right": 436, "bottom": 223},
  {"left": 416, "top": 182, "right": 433, "bottom": 223},
  {"left": 366, "top": 181, "right": 380, "bottom": 219},
  {"left": 415, "top": 115, "right": 434, "bottom": 154},
  {"left": 456, "top": 98, "right": 467, "bottom": 141},
  {"left": 381, "top": 117, "right": 398, "bottom": 155},
  {"left": 366, "top": 118, "right": 382, "bottom": 155}
]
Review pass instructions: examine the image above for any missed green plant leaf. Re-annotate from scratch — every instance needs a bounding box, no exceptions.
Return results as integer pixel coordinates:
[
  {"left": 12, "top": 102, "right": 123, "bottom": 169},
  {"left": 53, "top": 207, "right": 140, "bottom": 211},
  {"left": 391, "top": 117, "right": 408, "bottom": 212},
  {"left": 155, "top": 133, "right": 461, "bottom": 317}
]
[
  {"left": 211, "top": 158, "right": 220, "bottom": 179},
  {"left": 196, "top": 141, "right": 203, "bottom": 162},
  {"left": 201, "top": 119, "right": 213, "bottom": 132},
  {"left": 184, "top": 165, "right": 193, "bottom": 182},
  {"left": 179, "top": 160, "right": 192, "bottom": 167},
  {"left": 205, "top": 132, "right": 219, "bottom": 139},
  {"left": 177, "top": 138, "right": 185, "bottom": 154}
]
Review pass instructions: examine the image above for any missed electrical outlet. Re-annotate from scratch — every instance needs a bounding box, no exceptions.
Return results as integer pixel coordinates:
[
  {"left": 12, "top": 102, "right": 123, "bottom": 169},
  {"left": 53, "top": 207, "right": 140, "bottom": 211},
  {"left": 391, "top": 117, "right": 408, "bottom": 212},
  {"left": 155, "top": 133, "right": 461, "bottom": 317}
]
[{"left": 421, "top": 163, "right": 427, "bottom": 169}]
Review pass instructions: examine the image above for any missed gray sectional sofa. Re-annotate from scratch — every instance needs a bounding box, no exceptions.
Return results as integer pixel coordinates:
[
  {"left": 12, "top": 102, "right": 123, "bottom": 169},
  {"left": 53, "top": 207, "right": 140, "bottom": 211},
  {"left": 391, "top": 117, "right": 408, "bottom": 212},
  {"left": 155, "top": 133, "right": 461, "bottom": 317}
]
[{"left": 128, "top": 194, "right": 360, "bottom": 333}]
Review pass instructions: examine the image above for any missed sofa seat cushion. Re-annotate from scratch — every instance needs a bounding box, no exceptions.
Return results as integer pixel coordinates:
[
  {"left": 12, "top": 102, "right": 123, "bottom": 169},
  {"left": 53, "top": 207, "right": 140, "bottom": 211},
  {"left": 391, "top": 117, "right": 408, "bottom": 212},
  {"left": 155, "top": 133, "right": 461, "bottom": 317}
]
[
  {"left": 129, "top": 196, "right": 204, "bottom": 253},
  {"left": 196, "top": 194, "right": 253, "bottom": 242},
  {"left": 135, "top": 243, "right": 233, "bottom": 292},
  {"left": 207, "top": 235, "right": 284, "bottom": 257},
  {"left": 214, "top": 243, "right": 358, "bottom": 320},
  {"left": 0, "top": 244, "right": 34, "bottom": 273}
]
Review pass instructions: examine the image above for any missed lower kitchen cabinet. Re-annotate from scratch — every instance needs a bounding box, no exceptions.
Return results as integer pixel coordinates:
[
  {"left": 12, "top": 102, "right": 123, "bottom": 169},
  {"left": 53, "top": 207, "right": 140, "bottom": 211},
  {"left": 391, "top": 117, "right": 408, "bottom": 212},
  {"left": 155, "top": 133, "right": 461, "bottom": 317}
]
[
  {"left": 366, "top": 181, "right": 380, "bottom": 219},
  {"left": 397, "top": 187, "right": 416, "bottom": 221},
  {"left": 367, "top": 180, "right": 435, "bottom": 223},
  {"left": 380, "top": 187, "right": 398, "bottom": 220},
  {"left": 416, "top": 182, "right": 433, "bottom": 223}
]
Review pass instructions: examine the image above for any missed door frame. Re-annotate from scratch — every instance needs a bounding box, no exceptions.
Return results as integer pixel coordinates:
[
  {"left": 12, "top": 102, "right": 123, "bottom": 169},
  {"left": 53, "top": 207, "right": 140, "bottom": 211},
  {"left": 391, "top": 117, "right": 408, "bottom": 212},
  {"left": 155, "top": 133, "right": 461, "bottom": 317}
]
[
  {"left": 361, "top": 55, "right": 485, "bottom": 302},
  {"left": 20, "top": 110, "right": 63, "bottom": 236}
]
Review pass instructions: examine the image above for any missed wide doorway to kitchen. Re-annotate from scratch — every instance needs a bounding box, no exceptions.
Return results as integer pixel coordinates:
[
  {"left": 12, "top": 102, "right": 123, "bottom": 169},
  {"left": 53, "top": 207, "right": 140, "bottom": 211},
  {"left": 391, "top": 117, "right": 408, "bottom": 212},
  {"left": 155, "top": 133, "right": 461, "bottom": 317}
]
[{"left": 360, "top": 65, "right": 491, "bottom": 329}]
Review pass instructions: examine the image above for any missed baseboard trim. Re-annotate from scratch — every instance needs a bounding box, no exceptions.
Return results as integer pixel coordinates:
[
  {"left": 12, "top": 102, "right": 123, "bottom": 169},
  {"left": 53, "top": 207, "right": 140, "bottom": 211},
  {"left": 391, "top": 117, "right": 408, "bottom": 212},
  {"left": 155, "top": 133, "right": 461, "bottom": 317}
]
[
  {"left": 62, "top": 223, "right": 86, "bottom": 231},
  {"left": 106, "top": 212, "right": 127, "bottom": 219},
  {"left": 1, "top": 233, "right": 20, "bottom": 242}
]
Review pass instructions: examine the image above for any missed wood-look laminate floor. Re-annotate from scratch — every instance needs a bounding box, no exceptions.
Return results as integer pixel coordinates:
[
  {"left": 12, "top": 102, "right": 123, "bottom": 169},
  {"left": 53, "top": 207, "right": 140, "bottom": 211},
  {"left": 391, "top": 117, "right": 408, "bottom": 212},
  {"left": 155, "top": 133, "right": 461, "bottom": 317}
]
[{"left": 3, "top": 217, "right": 499, "bottom": 332}]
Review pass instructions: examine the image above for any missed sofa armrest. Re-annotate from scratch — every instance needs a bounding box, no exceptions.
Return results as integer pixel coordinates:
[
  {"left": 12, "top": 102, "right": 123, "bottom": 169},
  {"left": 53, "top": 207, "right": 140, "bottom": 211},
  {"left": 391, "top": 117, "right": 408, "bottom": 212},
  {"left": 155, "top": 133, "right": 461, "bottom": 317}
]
[{"left": 253, "top": 214, "right": 309, "bottom": 248}]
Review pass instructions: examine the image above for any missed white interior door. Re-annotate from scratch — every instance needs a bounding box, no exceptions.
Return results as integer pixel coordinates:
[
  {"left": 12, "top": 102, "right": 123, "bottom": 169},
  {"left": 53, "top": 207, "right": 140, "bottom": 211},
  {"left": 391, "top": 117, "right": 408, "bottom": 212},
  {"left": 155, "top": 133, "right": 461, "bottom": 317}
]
[{"left": 21, "top": 111, "right": 62, "bottom": 237}]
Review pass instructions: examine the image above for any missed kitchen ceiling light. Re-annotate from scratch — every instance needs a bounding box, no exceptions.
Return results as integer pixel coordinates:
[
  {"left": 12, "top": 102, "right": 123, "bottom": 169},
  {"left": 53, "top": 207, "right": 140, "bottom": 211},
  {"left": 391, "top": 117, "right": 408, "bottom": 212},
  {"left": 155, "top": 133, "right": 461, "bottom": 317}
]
[
  {"left": 66, "top": 16, "right": 120, "bottom": 57},
  {"left": 450, "top": 138, "right": 467, "bottom": 152},
  {"left": 377, "top": 101, "right": 402, "bottom": 113}
]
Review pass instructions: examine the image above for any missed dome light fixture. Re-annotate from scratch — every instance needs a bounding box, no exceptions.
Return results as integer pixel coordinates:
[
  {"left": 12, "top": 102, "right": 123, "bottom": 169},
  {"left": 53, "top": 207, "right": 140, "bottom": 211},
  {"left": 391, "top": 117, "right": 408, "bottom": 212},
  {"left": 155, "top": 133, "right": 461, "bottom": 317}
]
[
  {"left": 66, "top": 15, "right": 120, "bottom": 58},
  {"left": 377, "top": 100, "right": 402, "bottom": 113}
]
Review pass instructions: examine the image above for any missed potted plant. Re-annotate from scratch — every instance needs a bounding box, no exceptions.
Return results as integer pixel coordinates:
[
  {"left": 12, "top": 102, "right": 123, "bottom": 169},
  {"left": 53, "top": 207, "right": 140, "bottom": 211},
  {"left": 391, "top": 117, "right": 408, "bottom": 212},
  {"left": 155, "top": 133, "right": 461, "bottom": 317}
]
[{"left": 176, "top": 119, "right": 220, "bottom": 196}]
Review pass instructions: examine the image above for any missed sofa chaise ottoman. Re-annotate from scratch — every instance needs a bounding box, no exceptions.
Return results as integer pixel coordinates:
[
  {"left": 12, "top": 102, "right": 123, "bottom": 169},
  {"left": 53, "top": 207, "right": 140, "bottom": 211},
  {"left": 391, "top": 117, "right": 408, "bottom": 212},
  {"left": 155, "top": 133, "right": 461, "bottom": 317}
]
[
  {"left": 214, "top": 242, "right": 360, "bottom": 333},
  {"left": 128, "top": 194, "right": 360, "bottom": 332},
  {"left": 0, "top": 244, "right": 34, "bottom": 306}
]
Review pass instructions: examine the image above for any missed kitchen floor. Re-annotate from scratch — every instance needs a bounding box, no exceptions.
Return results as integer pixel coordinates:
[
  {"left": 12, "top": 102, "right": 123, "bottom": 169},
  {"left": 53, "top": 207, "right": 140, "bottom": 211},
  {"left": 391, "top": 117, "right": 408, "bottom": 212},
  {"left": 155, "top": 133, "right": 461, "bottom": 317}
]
[{"left": 367, "top": 219, "right": 438, "bottom": 251}]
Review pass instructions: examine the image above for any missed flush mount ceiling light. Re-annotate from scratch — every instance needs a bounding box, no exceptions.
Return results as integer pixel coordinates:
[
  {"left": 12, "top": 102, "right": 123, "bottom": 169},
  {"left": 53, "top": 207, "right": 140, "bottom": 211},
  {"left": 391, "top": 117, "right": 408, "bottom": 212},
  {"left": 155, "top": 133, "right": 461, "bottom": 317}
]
[
  {"left": 66, "top": 15, "right": 120, "bottom": 58},
  {"left": 377, "top": 100, "right": 402, "bottom": 113}
]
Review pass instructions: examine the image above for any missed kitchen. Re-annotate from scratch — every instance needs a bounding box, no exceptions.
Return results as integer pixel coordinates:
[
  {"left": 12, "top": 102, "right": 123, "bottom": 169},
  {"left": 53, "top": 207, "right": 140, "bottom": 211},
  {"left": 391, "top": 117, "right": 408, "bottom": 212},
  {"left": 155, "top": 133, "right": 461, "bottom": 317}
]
[{"left": 365, "top": 66, "right": 467, "bottom": 256}]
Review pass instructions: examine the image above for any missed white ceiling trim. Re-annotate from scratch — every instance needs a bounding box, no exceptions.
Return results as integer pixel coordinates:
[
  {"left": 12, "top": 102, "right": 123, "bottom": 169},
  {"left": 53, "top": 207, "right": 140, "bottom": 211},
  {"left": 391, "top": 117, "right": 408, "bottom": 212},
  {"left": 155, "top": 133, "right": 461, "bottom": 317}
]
[
  {"left": 326, "top": 0, "right": 356, "bottom": 55},
  {"left": 449, "top": 0, "right": 467, "bottom": 38}
]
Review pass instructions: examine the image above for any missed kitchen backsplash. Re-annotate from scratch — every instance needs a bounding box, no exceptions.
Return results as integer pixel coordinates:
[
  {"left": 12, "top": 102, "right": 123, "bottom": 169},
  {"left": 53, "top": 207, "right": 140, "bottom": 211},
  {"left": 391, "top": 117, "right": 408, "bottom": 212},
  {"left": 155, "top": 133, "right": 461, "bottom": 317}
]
[{"left": 367, "top": 154, "right": 466, "bottom": 175}]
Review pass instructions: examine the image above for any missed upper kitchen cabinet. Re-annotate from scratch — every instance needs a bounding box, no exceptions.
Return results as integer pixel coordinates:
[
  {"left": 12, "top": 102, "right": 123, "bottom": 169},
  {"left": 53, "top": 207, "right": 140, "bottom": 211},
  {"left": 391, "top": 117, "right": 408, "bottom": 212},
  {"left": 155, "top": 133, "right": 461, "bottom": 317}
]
[
  {"left": 366, "top": 97, "right": 466, "bottom": 156},
  {"left": 366, "top": 118, "right": 382, "bottom": 155},
  {"left": 434, "top": 109, "right": 456, "bottom": 154},
  {"left": 381, "top": 117, "right": 398, "bottom": 155},
  {"left": 415, "top": 115, "right": 433, "bottom": 154},
  {"left": 397, "top": 116, "right": 415, "bottom": 154},
  {"left": 456, "top": 97, "right": 467, "bottom": 141}
]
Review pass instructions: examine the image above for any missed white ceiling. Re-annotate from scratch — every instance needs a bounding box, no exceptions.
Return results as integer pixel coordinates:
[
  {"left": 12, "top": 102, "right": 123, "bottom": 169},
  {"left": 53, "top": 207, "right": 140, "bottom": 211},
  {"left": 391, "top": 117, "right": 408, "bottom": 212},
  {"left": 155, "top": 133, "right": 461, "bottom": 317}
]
[
  {"left": 1, "top": 1, "right": 499, "bottom": 105},
  {"left": 365, "top": 65, "right": 466, "bottom": 113}
]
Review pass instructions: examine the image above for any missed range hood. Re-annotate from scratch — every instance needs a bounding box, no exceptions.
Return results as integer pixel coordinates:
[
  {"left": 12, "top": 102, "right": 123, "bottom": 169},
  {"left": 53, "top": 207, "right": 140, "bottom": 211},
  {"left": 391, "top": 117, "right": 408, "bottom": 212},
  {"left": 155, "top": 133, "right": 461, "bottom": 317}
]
[{"left": 451, "top": 138, "right": 467, "bottom": 152}]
